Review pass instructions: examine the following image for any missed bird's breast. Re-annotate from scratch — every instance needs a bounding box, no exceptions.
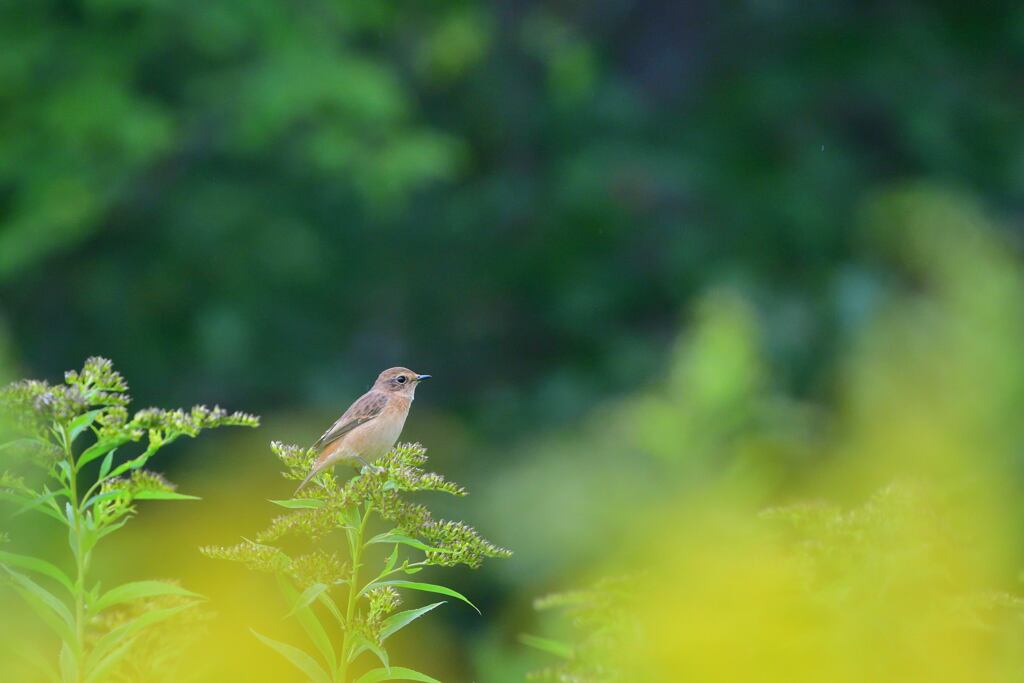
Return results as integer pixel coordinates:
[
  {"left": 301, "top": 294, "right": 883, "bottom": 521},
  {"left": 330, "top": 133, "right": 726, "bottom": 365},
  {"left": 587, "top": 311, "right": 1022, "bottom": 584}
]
[{"left": 343, "top": 405, "right": 409, "bottom": 459}]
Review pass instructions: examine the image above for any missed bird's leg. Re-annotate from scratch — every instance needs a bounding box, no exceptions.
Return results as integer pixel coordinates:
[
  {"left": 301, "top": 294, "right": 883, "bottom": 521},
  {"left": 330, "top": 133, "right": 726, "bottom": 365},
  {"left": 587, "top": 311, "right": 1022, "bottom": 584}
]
[{"left": 355, "top": 455, "right": 385, "bottom": 475}]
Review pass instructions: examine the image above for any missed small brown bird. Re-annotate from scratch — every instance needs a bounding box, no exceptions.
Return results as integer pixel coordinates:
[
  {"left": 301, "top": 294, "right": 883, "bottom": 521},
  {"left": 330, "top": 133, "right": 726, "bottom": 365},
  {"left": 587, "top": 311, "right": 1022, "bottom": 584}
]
[{"left": 295, "top": 367, "right": 431, "bottom": 493}]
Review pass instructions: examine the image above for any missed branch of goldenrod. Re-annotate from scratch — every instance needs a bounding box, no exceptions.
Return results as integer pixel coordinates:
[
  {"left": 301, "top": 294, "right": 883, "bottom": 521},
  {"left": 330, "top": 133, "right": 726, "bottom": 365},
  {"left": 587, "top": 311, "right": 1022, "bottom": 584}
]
[{"left": 337, "top": 503, "right": 373, "bottom": 683}]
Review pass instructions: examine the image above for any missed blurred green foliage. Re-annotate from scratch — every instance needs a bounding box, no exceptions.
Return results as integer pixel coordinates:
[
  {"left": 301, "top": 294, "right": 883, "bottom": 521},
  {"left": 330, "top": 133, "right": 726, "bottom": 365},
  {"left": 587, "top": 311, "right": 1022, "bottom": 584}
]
[
  {"left": 2, "top": 1, "right": 1022, "bottom": 432},
  {"left": 490, "top": 186, "right": 1024, "bottom": 682}
]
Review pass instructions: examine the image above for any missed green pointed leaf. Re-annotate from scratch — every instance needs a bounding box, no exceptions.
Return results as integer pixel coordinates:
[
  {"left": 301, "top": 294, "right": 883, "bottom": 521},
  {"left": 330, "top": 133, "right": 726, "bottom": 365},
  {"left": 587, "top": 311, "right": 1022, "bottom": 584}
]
[
  {"left": 133, "top": 490, "right": 201, "bottom": 501},
  {"left": 56, "top": 461, "right": 72, "bottom": 484},
  {"left": 59, "top": 642, "right": 77, "bottom": 683},
  {"left": 0, "top": 490, "right": 48, "bottom": 517},
  {"left": 4, "top": 568, "right": 76, "bottom": 645},
  {"left": 380, "top": 602, "right": 445, "bottom": 641},
  {"left": 77, "top": 436, "right": 128, "bottom": 469},
  {"left": 341, "top": 507, "right": 362, "bottom": 528},
  {"left": 107, "top": 445, "right": 158, "bottom": 479},
  {"left": 93, "top": 580, "right": 201, "bottom": 613},
  {"left": 361, "top": 581, "right": 479, "bottom": 614},
  {"left": 355, "top": 666, "right": 442, "bottom": 683},
  {"left": 285, "top": 582, "right": 329, "bottom": 618},
  {"left": 84, "top": 635, "right": 138, "bottom": 683},
  {"left": 348, "top": 634, "right": 389, "bottom": 673},
  {"left": 367, "top": 531, "right": 450, "bottom": 553},
  {"left": 69, "top": 410, "right": 102, "bottom": 442},
  {"left": 0, "top": 436, "right": 50, "bottom": 455},
  {"left": 317, "top": 591, "right": 345, "bottom": 629},
  {"left": 382, "top": 545, "right": 399, "bottom": 575},
  {"left": 77, "top": 524, "right": 100, "bottom": 559},
  {"left": 269, "top": 498, "right": 326, "bottom": 509},
  {"left": 277, "top": 575, "right": 335, "bottom": 670},
  {"left": 518, "top": 634, "right": 573, "bottom": 659},
  {"left": 95, "top": 518, "right": 129, "bottom": 542},
  {"left": 83, "top": 490, "right": 126, "bottom": 510},
  {"left": 0, "top": 550, "right": 74, "bottom": 594},
  {"left": 98, "top": 450, "right": 115, "bottom": 480},
  {"left": 12, "top": 489, "right": 67, "bottom": 518},
  {"left": 251, "top": 630, "right": 331, "bottom": 683}
]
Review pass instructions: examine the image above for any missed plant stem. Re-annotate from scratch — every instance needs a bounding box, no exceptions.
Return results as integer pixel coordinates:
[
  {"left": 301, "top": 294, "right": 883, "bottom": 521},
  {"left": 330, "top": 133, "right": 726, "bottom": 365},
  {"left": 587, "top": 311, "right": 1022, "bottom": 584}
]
[
  {"left": 337, "top": 503, "right": 373, "bottom": 683},
  {"left": 63, "top": 426, "right": 87, "bottom": 683}
]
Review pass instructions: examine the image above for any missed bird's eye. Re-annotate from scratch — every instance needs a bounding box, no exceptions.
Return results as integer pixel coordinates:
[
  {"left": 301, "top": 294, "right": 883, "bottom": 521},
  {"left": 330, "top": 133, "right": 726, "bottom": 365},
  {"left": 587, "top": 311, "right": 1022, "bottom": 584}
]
[{"left": 396, "top": 375, "right": 407, "bottom": 384}]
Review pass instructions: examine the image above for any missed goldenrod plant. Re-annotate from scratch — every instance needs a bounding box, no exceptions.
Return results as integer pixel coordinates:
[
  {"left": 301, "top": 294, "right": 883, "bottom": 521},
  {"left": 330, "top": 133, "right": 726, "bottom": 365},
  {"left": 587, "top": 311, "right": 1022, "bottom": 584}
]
[
  {"left": 203, "top": 441, "right": 510, "bottom": 683},
  {"left": 521, "top": 577, "right": 633, "bottom": 683},
  {"left": 0, "top": 357, "right": 258, "bottom": 682}
]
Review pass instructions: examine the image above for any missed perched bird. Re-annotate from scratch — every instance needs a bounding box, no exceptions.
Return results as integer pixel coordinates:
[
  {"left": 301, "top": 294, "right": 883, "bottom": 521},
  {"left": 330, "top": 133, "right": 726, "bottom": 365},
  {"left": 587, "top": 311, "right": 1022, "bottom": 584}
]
[{"left": 295, "top": 367, "right": 431, "bottom": 493}]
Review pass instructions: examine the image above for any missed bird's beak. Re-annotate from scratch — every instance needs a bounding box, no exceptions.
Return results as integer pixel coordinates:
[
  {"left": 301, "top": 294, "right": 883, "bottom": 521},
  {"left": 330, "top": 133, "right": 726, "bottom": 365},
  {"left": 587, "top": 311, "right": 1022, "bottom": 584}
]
[{"left": 415, "top": 374, "right": 432, "bottom": 382}]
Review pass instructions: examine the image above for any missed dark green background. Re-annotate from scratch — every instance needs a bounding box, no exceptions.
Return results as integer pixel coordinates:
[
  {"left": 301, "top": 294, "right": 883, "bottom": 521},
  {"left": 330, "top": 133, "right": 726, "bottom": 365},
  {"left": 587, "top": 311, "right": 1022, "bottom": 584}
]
[{"left": 4, "top": 2, "right": 1021, "bottom": 428}]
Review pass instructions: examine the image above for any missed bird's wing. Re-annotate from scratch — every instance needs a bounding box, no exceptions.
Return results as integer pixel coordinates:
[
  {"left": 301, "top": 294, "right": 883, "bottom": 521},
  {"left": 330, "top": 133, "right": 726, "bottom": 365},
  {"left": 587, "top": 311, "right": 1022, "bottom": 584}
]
[{"left": 313, "top": 391, "right": 388, "bottom": 451}]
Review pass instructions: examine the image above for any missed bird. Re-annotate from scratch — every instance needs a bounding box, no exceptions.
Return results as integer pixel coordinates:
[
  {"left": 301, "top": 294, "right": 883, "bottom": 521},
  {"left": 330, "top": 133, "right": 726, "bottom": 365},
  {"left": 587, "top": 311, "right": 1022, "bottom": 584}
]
[{"left": 295, "top": 367, "right": 431, "bottom": 493}]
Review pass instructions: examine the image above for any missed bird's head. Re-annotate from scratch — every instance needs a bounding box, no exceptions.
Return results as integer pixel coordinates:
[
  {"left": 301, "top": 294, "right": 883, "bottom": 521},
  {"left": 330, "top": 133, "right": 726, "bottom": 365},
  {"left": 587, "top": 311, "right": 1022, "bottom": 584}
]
[{"left": 374, "top": 367, "right": 432, "bottom": 396}]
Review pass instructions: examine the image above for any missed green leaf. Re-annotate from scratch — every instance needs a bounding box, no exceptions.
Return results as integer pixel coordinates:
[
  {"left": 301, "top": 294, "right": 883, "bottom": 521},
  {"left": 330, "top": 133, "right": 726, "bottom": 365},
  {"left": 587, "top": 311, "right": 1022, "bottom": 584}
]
[
  {"left": 87, "top": 603, "right": 195, "bottom": 672},
  {"left": 277, "top": 575, "right": 336, "bottom": 671},
  {"left": 4, "top": 568, "right": 76, "bottom": 645},
  {"left": 107, "top": 444, "right": 158, "bottom": 479},
  {"left": 95, "top": 518, "right": 130, "bottom": 543},
  {"left": 77, "top": 436, "right": 127, "bottom": 469},
  {"left": 98, "top": 450, "right": 115, "bottom": 480},
  {"left": 518, "top": 634, "right": 574, "bottom": 659},
  {"left": 74, "top": 523, "right": 101, "bottom": 561},
  {"left": 69, "top": 410, "right": 102, "bottom": 442},
  {"left": 269, "top": 498, "right": 326, "bottom": 509},
  {"left": 368, "top": 531, "right": 449, "bottom": 553},
  {"left": 0, "top": 488, "right": 38, "bottom": 507},
  {"left": 83, "top": 490, "right": 126, "bottom": 510},
  {"left": 13, "top": 490, "right": 68, "bottom": 518},
  {"left": 341, "top": 507, "right": 362, "bottom": 528},
  {"left": 93, "top": 580, "right": 201, "bottom": 613},
  {"left": 0, "top": 436, "right": 50, "bottom": 455},
  {"left": 0, "top": 550, "right": 74, "bottom": 594},
  {"left": 380, "top": 602, "right": 445, "bottom": 641},
  {"left": 355, "top": 666, "right": 442, "bottom": 683},
  {"left": 285, "top": 582, "right": 329, "bottom": 618},
  {"left": 56, "top": 461, "right": 72, "bottom": 484},
  {"left": 83, "top": 635, "right": 138, "bottom": 683},
  {"left": 382, "top": 545, "right": 399, "bottom": 575},
  {"left": 59, "top": 642, "right": 78, "bottom": 683},
  {"left": 317, "top": 591, "right": 346, "bottom": 629},
  {"left": 348, "top": 634, "right": 389, "bottom": 673},
  {"left": 133, "top": 490, "right": 201, "bottom": 501},
  {"left": 361, "top": 581, "right": 479, "bottom": 614},
  {"left": 251, "top": 630, "right": 331, "bottom": 683}
]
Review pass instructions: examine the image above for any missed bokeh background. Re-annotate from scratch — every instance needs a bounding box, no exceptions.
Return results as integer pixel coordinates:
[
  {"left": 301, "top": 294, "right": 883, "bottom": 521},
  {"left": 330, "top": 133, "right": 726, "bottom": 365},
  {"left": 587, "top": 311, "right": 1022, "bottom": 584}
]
[{"left": 2, "top": 1, "right": 1024, "bottom": 681}]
